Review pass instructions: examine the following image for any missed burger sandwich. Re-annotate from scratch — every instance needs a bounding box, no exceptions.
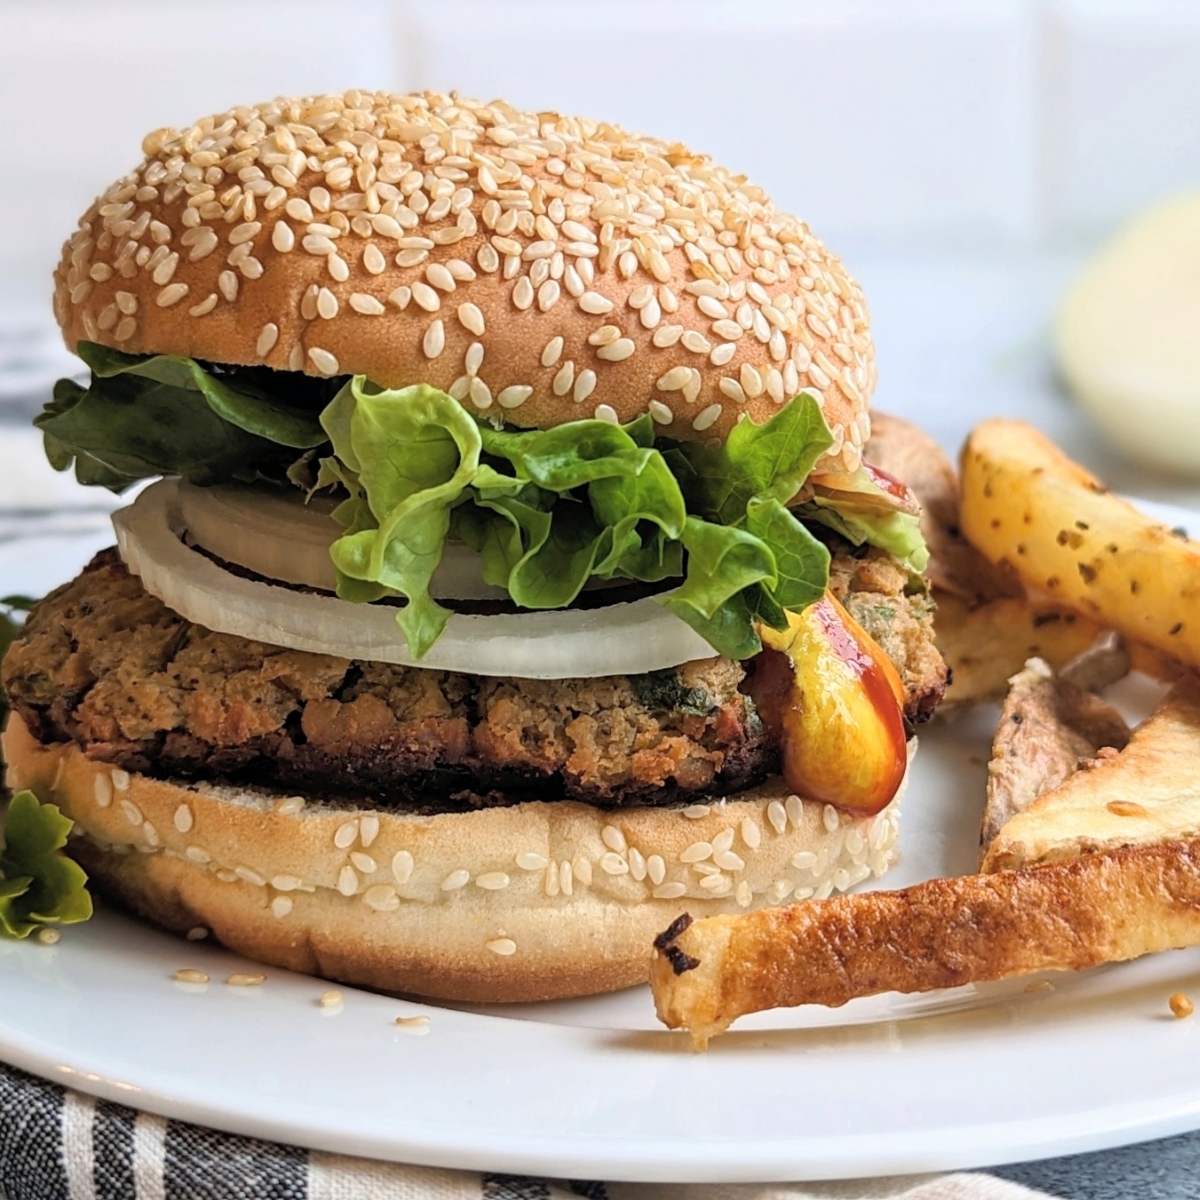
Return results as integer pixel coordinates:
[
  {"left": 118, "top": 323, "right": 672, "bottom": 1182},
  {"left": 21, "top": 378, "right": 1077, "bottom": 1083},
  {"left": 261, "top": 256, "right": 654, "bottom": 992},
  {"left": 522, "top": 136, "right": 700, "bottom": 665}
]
[{"left": 2, "top": 91, "right": 946, "bottom": 1001}]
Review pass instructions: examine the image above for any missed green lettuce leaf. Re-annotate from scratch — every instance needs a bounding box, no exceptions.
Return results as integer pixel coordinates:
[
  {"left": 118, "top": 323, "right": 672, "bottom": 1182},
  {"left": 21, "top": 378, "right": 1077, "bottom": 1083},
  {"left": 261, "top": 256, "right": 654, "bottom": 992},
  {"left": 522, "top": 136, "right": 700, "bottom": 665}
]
[
  {"left": 44, "top": 341, "right": 922, "bottom": 659},
  {"left": 38, "top": 341, "right": 330, "bottom": 491},
  {"left": 0, "top": 791, "right": 92, "bottom": 938},
  {"left": 673, "top": 390, "right": 834, "bottom": 524}
]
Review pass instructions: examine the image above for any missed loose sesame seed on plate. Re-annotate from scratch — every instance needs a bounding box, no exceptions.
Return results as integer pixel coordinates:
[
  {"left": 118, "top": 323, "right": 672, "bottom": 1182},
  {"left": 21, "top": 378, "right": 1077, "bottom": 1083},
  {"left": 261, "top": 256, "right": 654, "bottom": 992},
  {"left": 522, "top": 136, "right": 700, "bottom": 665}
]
[
  {"left": 394, "top": 1015, "right": 431, "bottom": 1034},
  {"left": 318, "top": 989, "right": 343, "bottom": 1009},
  {"left": 227, "top": 972, "right": 265, "bottom": 987},
  {"left": 173, "top": 969, "right": 209, "bottom": 985}
]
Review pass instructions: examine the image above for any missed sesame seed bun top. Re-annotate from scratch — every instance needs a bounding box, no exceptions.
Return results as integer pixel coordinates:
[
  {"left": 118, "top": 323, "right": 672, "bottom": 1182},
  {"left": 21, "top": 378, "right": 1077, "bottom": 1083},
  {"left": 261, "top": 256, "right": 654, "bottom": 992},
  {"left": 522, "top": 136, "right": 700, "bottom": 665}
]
[{"left": 54, "top": 90, "right": 875, "bottom": 465}]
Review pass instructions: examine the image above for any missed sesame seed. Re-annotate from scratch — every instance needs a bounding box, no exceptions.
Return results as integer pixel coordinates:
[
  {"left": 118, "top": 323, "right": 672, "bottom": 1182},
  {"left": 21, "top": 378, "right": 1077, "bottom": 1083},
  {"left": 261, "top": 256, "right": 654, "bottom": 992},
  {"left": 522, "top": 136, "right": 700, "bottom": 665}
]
[
  {"left": 274, "top": 795, "right": 305, "bottom": 815},
  {"left": 272, "top": 874, "right": 303, "bottom": 891},
  {"left": 315, "top": 287, "right": 338, "bottom": 319},
  {"left": 653, "top": 883, "right": 687, "bottom": 900},
  {"left": 561, "top": 860, "right": 574, "bottom": 895},
  {"left": 602, "top": 824, "right": 628, "bottom": 853},
  {"left": 597, "top": 338, "right": 635, "bottom": 362},
  {"left": 120, "top": 800, "right": 143, "bottom": 826},
  {"left": 349, "top": 292, "right": 385, "bottom": 315},
  {"left": 308, "top": 347, "right": 340, "bottom": 375},
  {"left": 573, "top": 369, "right": 596, "bottom": 403},
  {"left": 256, "top": 322, "right": 279, "bottom": 356},
  {"left": 537, "top": 279, "right": 561, "bottom": 311},
  {"left": 156, "top": 283, "right": 189, "bottom": 308},
  {"left": 441, "top": 868, "right": 470, "bottom": 891},
  {"left": 173, "top": 969, "right": 209, "bottom": 985},
  {"left": 593, "top": 404, "right": 618, "bottom": 423},
  {"left": 656, "top": 366, "right": 691, "bottom": 392},
  {"left": 458, "top": 302, "right": 485, "bottom": 335},
  {"left": 337, "top": 865, "right": 359, "bottom": 896},
  {"left": 600, "top": 852, "right": 629, "bottom": 875},
  {"left": 736, "top": 881, "right": 753, "bottom": 907},
  {"left": 476, "top": 872, "right": 510, "bottom": 890},
  {"left": 512, "top": 276, "right": 534, "bottom": 310},
  {"left": 648, "top": 400, "right": 674, "bottom": 424},
  {"left": 486, "top": 938, "right": 517, "bottom": 956},
  {"left": 392, "top": 850, "right": 414, "bottom": 886},
  {"left": 350, "top": 851, "right": 377, "bottom": 874},
  {"left": 426, "top": 262, "right": 456, "bottom": 292},
  {"left": 740, "top": 363, "right": 764, "bottom": 398},
  {"left": 553, "top": 361, "right": 575, "bottom": 396},
  {"left": 697, "top": 296, "right": 728, "bottom": 319},
  {"left": 588, "top": 325, "right": 621, "bottom": 347},
  {"left": 498, "top": 385, "right": 533, "bottom": 409},
  {"left": 227, "top": 972, "right": 265, "bottom": 987},
  {"left": 719, "top": 378, "right": 745, "bottom": 404},
  {"left": 516, "top": 851, "right": 549, "bottom": 871},
  {"left": 364, "top": 884, "right": 400, "bottom": 911},
  {"left": 235, "top": 865, "right": 266, "bottom": 887},
  {"left": 334, "top": 820, "right": 359, "bottom": 849},
  {"left": 271, "top": 896, "right": 294, "bottom": 919},
  {"left": 652, "top": 324, "right": 684, "bottom": 348},
  {"left": 92, "top": 773, "right": 113, "bottom": 808},
  {"left": 578, "top": 291, "right": 613, "bottom": 315},
  {"left": 423, "top": 319, "right": 445, "bottom": 359},
  {"left": 394, "top": 1014, "right": 431, "bottom": 1034},
  {"left": 575, "top": 857, "right": 594, "bottom": 886},
  {"left": 680, "top": 841, "right": 713, "bottom": 864},
  {"left": 767, "top": 800, "right": 787, "bottom": 834},
  {"left": 628, "top": 848, "right": 647, "bottom": 882},
  {"left": 184, "top": 846, "right": 211, "bottom": 864},
  {"left": 388, "top": 286, "right": 412, "bottom": 310},
  {"left": 186, "top": 927, "right": 208, "bottom": 941},
  {"left": 647, "top": 854, "right": 667, "bottom": 885},
  {"left": 318, "top": 989, "right": 343, "bottom": 1009},
  {"left": 358, "top": 815, "right": 380, "bottom": 848},
  {"left": 739, "top": 818, "right": 762, "bottom": 850},
  {"left": 786, "top": 794, "right": 804, "bottom": 828},
  {"left": 173, "top": 804, "right": 194, "bottom": 834}
]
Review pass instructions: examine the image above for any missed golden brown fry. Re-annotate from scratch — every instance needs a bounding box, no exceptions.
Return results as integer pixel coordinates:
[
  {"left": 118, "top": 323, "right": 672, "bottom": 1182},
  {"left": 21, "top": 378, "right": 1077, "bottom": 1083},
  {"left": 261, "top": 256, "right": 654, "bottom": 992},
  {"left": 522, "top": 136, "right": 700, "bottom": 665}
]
[
  {"left": 959, "top": 419, "right": 1200, "bottom": 674},
  {"left": 934, "top": 592, "right": 1107, "bottom": 707},
  {"left": 867, "top": 413, "right": 1022, "bottom": 604},
  {"left": 652, "top": 837, "right": 1200, "bottom": 1047},
  {"left": 984, "top": 675, "right": 1200, "bottom": 871}
]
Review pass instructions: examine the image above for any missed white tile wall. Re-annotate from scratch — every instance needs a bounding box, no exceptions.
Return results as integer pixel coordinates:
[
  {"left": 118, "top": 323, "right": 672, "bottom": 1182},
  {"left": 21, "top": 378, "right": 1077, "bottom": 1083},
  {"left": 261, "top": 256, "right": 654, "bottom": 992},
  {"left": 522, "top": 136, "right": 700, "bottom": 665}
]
[
  {"left": 0, "top": 0, "right": 398, "bottom": 288},
  {"left": 2, "top": 0, "right": 1200, "bottom": 287},
  {"left": 1042, "top": 0, "right": 1200, "bottom": 241}
]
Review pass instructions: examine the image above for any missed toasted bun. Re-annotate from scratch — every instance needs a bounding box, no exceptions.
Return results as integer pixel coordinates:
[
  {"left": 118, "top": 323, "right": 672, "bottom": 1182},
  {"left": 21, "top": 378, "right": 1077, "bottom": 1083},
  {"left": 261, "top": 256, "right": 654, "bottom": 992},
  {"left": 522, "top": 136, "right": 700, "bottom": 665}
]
[
  {"left": 4, "top": 715, "right": 904, "bottom": 1003},
  {"left": 54, "top": 90, "right": 873, "bottom": 467}
]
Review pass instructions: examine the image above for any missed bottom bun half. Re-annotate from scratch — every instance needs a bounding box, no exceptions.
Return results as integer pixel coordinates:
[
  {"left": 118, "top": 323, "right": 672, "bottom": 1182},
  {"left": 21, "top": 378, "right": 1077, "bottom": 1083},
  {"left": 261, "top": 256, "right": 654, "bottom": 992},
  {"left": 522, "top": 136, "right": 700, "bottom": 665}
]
[{"left": 3, "top": 715, "right": 910, "bottom": 1003}]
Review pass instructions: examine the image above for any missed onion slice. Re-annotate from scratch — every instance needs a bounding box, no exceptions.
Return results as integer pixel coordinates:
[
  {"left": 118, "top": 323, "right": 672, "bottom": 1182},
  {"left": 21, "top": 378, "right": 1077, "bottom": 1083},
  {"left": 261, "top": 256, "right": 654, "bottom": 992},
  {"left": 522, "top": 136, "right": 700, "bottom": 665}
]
[
  {"left": 178, "top": 481, "right": 510, "bottom": 600},
  {"left": 114, "top": 481, "right": 717, "bottom": 679}
]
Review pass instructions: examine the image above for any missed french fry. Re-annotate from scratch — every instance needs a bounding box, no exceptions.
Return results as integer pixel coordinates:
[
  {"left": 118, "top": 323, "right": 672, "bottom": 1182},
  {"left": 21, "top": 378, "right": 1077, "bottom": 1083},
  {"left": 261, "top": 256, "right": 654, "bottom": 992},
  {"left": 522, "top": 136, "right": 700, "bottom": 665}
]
[
  {"left": 934, "top": 592, "right": 1107, "bottom": 707},
  {"left": 959, "top": 419, "right": 1200, "bottom": 674},
  {"left": 652, "top": 836, "right": 1200, "bottom": 1047}
]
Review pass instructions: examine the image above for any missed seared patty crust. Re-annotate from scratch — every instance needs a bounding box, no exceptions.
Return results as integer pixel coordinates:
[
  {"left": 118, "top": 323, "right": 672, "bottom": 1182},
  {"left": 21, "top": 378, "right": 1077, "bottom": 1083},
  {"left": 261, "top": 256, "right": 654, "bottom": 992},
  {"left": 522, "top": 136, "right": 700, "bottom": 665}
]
[{"left": 3, "top": 546, "right": 945, "bottom": 810}]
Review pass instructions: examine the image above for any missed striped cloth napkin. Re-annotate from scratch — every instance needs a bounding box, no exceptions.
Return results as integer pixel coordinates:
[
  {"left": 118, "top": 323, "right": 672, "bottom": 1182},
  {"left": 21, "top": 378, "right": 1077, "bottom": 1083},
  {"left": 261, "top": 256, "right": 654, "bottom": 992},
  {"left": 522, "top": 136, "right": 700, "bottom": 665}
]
[{"left": 6, "top": 1059, "right": 1196, "bottom": 1200}]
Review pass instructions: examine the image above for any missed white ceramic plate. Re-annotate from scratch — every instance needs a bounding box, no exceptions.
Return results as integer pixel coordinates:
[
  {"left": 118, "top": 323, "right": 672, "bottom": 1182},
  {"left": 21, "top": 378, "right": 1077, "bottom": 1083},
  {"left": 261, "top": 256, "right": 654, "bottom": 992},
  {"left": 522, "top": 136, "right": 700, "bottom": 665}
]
[{"left": 2, "top": 509, "right": 1200, "bottom": 1184}]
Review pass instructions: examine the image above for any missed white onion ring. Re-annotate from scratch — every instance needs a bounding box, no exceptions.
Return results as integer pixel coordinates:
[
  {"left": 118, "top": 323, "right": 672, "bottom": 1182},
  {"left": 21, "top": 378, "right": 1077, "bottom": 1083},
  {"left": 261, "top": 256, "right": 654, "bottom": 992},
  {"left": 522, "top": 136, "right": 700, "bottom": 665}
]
[
  {"left": 114, "top": 480, "right": 717, "bottom": 679},
  {"left": 177, "top": 481, "right": 510, "bottom": 600}
]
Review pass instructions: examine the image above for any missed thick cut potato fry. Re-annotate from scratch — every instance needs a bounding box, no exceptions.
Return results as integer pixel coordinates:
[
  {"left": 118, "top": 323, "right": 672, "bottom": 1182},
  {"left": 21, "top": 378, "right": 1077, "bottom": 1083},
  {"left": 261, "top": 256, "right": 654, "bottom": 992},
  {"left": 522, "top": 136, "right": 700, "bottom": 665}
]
[
  {"left": 959, "top": 420, "right": 1200, "bottom": 674},
  {"left": 652, "top": 836, "right": 1200, "bottom": 1047},
  {"left": 934, "top": 592, "right": 1106, "bottom": 707}
]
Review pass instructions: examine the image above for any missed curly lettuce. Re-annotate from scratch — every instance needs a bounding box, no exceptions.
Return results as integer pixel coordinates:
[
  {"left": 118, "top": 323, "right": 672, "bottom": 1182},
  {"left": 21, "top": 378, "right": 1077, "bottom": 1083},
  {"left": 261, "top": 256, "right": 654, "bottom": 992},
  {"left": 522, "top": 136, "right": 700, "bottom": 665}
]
[
  {"left": 37, "top": 341, "right": 328, "bottom": 490},
  {"left": 0, "top": 791, "right": 92, "bottom": 938},
  {"left": 41, "top": 348, "right": 927, "bottom": 660},
  {"left": 317, "top": 378, "right": 834, "bottom": 658}
]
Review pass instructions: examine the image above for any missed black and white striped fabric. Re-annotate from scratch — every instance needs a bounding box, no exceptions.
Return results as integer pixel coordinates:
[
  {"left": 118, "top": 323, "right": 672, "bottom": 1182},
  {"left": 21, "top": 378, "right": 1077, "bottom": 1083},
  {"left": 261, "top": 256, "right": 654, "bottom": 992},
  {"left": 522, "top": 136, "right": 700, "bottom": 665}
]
[{"left": 9, "top": 1060, "right": 1200, "bottom": 1200}]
